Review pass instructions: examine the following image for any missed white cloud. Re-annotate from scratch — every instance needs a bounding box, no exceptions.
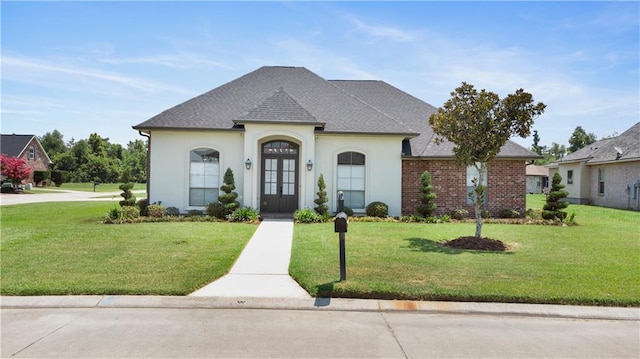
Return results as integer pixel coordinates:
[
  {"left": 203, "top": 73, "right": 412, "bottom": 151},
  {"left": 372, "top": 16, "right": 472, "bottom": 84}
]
[
  {"left": 98, "top": 53, "right": 231, "bottom": 70},
  {"left": 342, "top": 14, "right": 415, "bottom": 42}
]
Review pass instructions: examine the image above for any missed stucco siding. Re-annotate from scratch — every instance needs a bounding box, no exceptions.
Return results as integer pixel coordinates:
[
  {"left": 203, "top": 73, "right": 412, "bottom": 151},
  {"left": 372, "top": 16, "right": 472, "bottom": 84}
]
[
  {"left": 526, "top": 175, "right": 544, "bottom": 194},
  {"left": 148, "top": 130, "right": 244, "bottom": 212},
  {"left": 588, "top": 161, "right": 640, "bottom": 210}
]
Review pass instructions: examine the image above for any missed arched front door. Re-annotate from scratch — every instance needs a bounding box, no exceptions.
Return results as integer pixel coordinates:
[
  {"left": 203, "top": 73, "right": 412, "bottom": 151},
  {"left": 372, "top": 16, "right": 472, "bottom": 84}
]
[{"left": 261, "top": 140, "right": 299, "bottom": 213}]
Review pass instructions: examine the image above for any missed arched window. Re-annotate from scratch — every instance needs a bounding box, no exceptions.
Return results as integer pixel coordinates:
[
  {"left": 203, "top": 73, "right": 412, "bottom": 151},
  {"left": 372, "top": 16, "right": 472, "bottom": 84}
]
[
  {"left": 337, "top": 151, "right": 365, "bottom": 209},
  {"left": 189, "top": 148, "right": 220, "bottom": 206}
]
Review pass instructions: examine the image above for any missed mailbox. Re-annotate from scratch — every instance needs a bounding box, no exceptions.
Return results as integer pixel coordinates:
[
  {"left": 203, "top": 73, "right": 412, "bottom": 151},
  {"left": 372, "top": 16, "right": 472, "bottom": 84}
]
[{"left": 334, "top": 212, "right": 348, "bottom": 233}]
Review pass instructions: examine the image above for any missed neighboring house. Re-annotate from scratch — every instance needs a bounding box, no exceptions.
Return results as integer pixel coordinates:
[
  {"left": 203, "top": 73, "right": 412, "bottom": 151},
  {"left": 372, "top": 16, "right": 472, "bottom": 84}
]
[
  {"left": 134, "top": 66, "right": 539, "bottom": 216},
  {"left": 525, "top": 165, "right": 549, "bottom": 194},
  {"left": 547, "top": 122, "right": 640, "bottom": 211},
  {"left": 1, "top": 134, "right": 52, "bottom": 185}
]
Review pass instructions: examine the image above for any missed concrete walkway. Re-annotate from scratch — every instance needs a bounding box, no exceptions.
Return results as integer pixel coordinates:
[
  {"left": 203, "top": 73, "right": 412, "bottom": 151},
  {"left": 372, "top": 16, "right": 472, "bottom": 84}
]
[{"left": 189, "top": 219, "right": 311, "bottom": 298}]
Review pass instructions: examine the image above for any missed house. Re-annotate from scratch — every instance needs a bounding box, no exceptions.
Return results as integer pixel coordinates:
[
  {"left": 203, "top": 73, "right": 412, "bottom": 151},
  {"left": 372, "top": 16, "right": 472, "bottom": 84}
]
[
  {"left": 525, "top": 165, "right": 549, "bottom": 194},
  {"left": 547, "top": 122, "right": 640, "bottom": 211},
  {"left": 134, "top": 66, "right": 539, "bottom": 216},
  {"left": 1, "top": 134, "right": 52, "bottom": 185}
]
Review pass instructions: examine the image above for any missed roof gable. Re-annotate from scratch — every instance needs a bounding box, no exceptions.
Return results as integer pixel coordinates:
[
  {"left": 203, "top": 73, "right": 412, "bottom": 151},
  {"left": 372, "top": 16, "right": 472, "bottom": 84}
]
[{"left": 237, "top": 87, "right": 321, "bottom": 125}]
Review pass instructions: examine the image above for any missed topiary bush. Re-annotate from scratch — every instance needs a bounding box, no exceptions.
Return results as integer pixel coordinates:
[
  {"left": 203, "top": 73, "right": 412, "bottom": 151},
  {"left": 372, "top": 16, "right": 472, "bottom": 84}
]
[
  {"left": 137, "top": 198, "right": 149, "bottom": 217},
  {"left": 542, "top": 172, "right": 569, "bottom": 221},
  {"left": 147, "top": 204, "right": 167, "bottom": 218},
  {"left": 366, "top": 201, "right": 388, "bottom": 218},
  {"left": 207, "top": 202, "right": 226, "bottom": 219},
  {"left": 313, "top": 174, "right": 329, "bottom": 216},
  {"left": 294, "top": 208, "right": 322, "bottom": 223},
  {"left": 416, "top": 170, "right": 437, "bottom": 217},
  {"left": 118, "top": 183, "right": 136, "bottom": 207},
  {"left": 218, "top": 168, "right": 240, "bottom": 216},
  {"left": 228, "top": 207, "right": 260, "bottom": 222},
  {"left": 450, "top": 208, "right": 469, "bottom": 220}
]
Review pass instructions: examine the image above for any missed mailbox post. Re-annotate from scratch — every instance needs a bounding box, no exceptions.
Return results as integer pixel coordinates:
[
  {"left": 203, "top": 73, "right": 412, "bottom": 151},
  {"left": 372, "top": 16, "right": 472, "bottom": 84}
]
[{"left": 335, "top": 191, "right": 348, "bottom": 281}]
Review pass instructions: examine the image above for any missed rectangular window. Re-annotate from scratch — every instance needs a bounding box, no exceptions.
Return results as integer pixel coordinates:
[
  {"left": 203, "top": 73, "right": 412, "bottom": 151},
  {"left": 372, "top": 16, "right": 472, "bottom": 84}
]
[
  {"left": 467, "top": 165, "right": 488, "bottom": 205},
  {"left": 598, "top": 168, "right": 605, "bottom": 195},
  {"left": 337, "top": 152, "right": 366, "bottom": 209},
  {"left": 28, "top": 148, "right": 35, "bottom": 160},
  {"left": 189, "top": 159, "right": 219, "bottom": 206},
  {"left": 567, "top": 170, "right": 573, "bottom": 184}
]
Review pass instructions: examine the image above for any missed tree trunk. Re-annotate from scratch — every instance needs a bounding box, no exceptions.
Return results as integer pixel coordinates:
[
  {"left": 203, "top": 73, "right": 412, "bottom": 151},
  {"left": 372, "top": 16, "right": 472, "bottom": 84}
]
[{"left": 474, "top": 162, "right": 486, "bottom": 238}]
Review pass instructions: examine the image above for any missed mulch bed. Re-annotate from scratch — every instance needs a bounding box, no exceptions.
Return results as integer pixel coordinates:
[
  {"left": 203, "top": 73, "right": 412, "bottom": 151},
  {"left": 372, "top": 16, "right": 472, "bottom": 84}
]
[{"left": 444, "top": 236, "right": 507, "bottom": 252}]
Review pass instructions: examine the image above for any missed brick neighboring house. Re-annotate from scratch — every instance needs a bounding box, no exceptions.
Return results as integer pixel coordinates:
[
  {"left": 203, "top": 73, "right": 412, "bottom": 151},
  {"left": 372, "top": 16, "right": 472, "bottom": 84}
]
[
  {"left": 548, "top": 122, "right": 640, "bottom": 211},
  {"left": 134, "top": 66, "right": 540, "bottom": 216},
  {"left": 1, "top": 134, "right": 52, "bottom": 185}
]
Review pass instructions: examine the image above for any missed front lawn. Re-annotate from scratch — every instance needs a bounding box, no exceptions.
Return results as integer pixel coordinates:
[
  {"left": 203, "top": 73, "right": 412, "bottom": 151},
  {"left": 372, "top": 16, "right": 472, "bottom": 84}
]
[
  {"left": 290, "top": 196, "right": 640, "bottom": 306},
  {"left": 0, "top": 202, "right": 256, "bottom": 295}
]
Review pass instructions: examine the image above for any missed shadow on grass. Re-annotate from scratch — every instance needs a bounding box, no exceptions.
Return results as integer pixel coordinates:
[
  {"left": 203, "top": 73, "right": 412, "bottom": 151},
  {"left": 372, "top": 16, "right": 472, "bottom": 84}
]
[
  {"left": 314, "top": 281, "right": 340, "bottom": 307},
  {"left": 403, "top": 237, "right": 513, "bottom": 255}
]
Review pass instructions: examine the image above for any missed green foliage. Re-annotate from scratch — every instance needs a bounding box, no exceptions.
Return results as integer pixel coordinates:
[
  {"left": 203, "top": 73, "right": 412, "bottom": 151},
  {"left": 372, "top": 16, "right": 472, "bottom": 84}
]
[
  {"left": 313, "top": 174, "right": 329, "bottom": 215},
  {"left": 450, "top": 208, "right": 469, "bottom": 220},
  {"left": 137, "top": 198, "right": 149, "bottom": 217},
  {"left": 498, "top": 209, "right": 521, "bottom": 219},
  {"left": 542, "top": 172, "right": 569, "bottom": 220},
  {"left": 416, "top": 170, "right": 437, "bottom": 217},
  {"left": 206, "top": 202, "right": 226, "bottom": 219},
  {"left": 294, "top": 208, "right": 323, "bottom": 223},
  {"left": 121, "top": 206, "right": 140, "bottom": 221},
  {"left": 186, "top": 209, "right": 203, "bottom": 217},
  {"left": 39, "top": 130, "right": 67, "bottom": 159},
  {"left": 118, "top": 182, "right": 136, "bottom": 207},
  {"left": 33, "top": 170, "right": 51, "bottom": 185},
  {"left": 167, "top": 207, "right": 181, "bottom": 216},
  {"left": 50, "top": 170, "right": 68, "bottom": 187},
  {"left": 147, "top": 204, "right": 167, "bottom": 218},
  {"left": 568, "top": 126, "right": 597, "bottom": 153},
  {"left": 218, "top": 168, "right": 239, "bottom": 215},
  {"left": 366, "top": 201, "right": 388, "bottom": 218},
  {"left": 343, "top": 207, "right": 354, "bottom": 216},
  {"left": 228, "top": 207, "right": 260, "bottom": 222}
]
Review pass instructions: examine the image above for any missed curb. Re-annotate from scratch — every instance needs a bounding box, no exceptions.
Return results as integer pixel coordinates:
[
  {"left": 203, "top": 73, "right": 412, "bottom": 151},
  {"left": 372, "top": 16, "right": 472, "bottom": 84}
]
[{"left": 1, "top": 296, "right": 638, "bottom": 321}]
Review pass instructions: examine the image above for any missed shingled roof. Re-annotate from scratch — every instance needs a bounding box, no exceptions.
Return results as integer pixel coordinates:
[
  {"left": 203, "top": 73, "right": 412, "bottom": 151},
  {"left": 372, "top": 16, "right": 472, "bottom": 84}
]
[
  {"left": 1, "top": 134, "right": 37, "bottom": 157},
  {"left": 134, "top": 66, "right": 538, "bottom": 159},
  {"left": 557, "top": 122, "right": 640, "bottom": 165}
]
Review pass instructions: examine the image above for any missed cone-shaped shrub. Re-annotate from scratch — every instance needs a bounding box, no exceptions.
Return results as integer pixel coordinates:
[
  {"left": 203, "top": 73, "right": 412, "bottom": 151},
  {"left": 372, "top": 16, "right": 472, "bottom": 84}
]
[
  {"left": 542, "top": 172, "right": 569, "bottom": 220},
  {"left": 416, "top": 170, "right": 437, "bottom": 217},
  {"left": 314, "top": 174, "right": 329, "bottom": 215},
  {"left": 218, "top": 168, "right": 240, "bottom": 215}
]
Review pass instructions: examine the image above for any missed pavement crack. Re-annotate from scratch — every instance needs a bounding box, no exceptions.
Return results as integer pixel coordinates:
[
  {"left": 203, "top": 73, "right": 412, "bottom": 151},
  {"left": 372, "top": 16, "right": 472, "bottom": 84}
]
[
  {"left": 380, "top": 312, "right": 409, "bottom": 359},
  {"left": 10, "top": 319, "right": 74, "bottom": 357}
]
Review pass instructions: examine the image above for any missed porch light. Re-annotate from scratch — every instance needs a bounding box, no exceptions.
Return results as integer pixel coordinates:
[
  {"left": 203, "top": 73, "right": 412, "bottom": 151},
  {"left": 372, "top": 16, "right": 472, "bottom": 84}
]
[
  {"left": 245, "top": 158, "right": 252, "bottom": 170},
  {"left": 306, "top": 160, "right": 313, "bottom": 171}
]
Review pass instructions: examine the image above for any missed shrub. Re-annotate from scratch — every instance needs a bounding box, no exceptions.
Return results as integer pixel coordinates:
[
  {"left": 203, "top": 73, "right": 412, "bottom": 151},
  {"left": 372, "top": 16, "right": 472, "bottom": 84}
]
[
  {"left": 450, "top": 208, "right": 469, "bottom": 220},
  {"left": 366, "top": 201, "right": 388, "bottom": 218},
  {"left": 344, "top": 207, "right": 354, "bottom": 216},
  {"left": 33, "top": 170, "right": 50, "bottom": 186},
  {"left": 542, "top": 172, "right": 569, "bottom": 221},
  {"left": 186, "top": 209, "right": 203, "bottom": 217},
  {"left": 439, "top": 214, "right": 451, "bottom": 223},
  {"left": 118, "top": 183, "right": 136, "bottom": 207},
  {"left": 104, "top": 207, "right": 122, "bottom": 223},
  {"left": 137, "top": 199, "right": 149, "bottom": 216},
  {"left": 147, "top": 204, "right": 167, "bottom": 218},
  {"left": 121, "top": 206, "right": 140, "bottom": 221},
  {"left": 50, "top": 170, "right": 68, "bottom": 187},
  {"left": 207, "top": 202, "right": 226, "bottom": 219},
  {"left": 218, "top": 168, "right": 240, "bottom": 216},
  {"left": 166, "top": 207, "right": 181, "bottom": 216},
  {"left": 416, "top": 170, "right": 437, "bottom": 217},
  {"left": 294, "top": 208, "right": 322, "bottom": 223},
  {"left": 498, "top": 209, "right": 520, "bottom": 219},
  {"left": 228, "top": 207, "right": 260, "bottom": 222},
  {"left": 313, "top": 174, "right": 329, "bottom": 215},
  {"left": 481, "top": 209, "right": 493, "bottom": 218}
]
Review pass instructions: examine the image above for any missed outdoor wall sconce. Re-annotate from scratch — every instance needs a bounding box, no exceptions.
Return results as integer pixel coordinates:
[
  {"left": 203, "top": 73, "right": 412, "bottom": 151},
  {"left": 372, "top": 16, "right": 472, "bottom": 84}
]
[
  {"left": 306, "top": 160, "right": 313, "bottom": 171},
  {"left": 245, "top": 158, "right": 252, "bottom": 170}
]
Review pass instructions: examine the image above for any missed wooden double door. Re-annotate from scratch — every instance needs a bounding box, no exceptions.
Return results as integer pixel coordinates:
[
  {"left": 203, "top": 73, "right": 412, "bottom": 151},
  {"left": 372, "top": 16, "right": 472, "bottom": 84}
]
[{"left": 260, "top": 141, "right": 299, "bottom": 213}]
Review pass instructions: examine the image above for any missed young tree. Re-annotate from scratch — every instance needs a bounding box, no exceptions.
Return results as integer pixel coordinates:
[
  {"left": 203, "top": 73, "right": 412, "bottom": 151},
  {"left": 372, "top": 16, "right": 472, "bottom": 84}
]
[
  {"left": 531, "top": 130, "right": 543, "bottom": 155},
  {"left": 542, "top": 172, "right": 569, "bottom": 221},
  {"left": 218, "top": 168, "right": 240, "bottom": 215},
  {"left": 0, "top": 154, "right": 32, "bottom": 187},
  {"left": 416, "top": 170, "right": 437, "bottom": 217},
  {"left": 568, "top": 126, "right": 597, "bottom": 153},
  {"left": 429, "top": 82, "right": 546, "bottom": 238}
]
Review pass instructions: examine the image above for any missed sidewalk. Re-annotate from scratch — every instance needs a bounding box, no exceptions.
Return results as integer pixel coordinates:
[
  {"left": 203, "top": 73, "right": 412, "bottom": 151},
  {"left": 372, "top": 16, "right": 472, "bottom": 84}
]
[{"left": 189, "top": 219, "right": 311, "bottom": 298}]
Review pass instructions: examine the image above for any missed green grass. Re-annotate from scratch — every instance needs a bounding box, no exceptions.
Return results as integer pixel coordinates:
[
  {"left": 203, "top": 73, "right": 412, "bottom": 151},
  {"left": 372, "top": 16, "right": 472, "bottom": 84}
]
[
  {"left": 0, "top": 202, "right": 256, "bottom": 295},
  {"left": 290, "top": 195, "right": 640, "bottom": 306}
]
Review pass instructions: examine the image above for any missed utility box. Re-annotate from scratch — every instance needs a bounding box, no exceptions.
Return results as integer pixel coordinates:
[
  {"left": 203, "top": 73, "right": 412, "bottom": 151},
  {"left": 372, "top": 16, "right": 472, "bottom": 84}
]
[{"left": 334, "top": 212, "right": 348, "bottom": 233}]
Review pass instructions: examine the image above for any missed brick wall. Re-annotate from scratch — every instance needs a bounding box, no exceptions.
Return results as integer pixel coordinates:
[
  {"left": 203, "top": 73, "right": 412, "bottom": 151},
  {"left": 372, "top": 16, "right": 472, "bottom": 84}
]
[
  {"left": 402, "top": 159, "right": 526, "bottom": 216},
  {"left": 17, "top": 138, "right": 50, "bottom": 185}
]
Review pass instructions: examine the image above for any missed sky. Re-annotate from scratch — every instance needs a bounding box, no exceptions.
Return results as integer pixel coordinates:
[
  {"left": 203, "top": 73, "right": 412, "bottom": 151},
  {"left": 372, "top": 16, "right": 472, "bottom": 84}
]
[{"left": 2, "top": 1, "right": 638, "bottom": 149}]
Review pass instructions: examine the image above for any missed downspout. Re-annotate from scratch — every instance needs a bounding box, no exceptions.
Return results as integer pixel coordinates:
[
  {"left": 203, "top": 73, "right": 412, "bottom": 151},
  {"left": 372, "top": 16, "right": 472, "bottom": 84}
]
[{"left": 138, "top": 131, "right": 151, "bottom": 201}]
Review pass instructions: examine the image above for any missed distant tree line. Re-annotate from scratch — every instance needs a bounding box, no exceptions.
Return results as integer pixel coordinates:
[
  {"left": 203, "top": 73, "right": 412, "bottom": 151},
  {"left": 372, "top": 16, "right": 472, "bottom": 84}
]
[
  {"left": 39, "top": 130, "right": 147, "bottom": 184},
  {"left": 530, "top": 126, "right": 600, "bottom": 165}
]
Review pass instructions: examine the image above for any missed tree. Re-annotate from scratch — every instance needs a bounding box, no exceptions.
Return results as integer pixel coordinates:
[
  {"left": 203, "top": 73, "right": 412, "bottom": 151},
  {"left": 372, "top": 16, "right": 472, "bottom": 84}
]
[
  {"left": 416, "top": 170, "right": 437, "bottom": 217},
  {"left": 218, "top": 168, "right": 239, "bottom": 215},
  {"left": 548, "top": 142, "right": 567, "bottom": 160},
  {"left": 429, "top": 82, "right": 545, "bottom": 238},
  {"left": 568, "top": 126, "right": 597, "bottom": 153},
  {"left": 0, "top": 154, "right": 32, "bottom": 187},
  {"left": 531, "top": 130, "right": 543, "bottom": 155},
  {"left": 122, "top": 139, "right": 147, "bottom": 183},
  {"left": 40, "top": 130, "right": 67, "bottom": 159},
  {"left": 542, "top": 172, "right": 569, "bottom": 221},
  {"left": 314, "top": 174, "right": 329, "bottom": 215}
]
